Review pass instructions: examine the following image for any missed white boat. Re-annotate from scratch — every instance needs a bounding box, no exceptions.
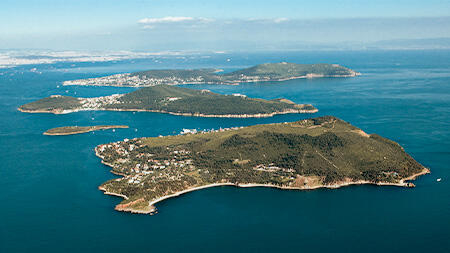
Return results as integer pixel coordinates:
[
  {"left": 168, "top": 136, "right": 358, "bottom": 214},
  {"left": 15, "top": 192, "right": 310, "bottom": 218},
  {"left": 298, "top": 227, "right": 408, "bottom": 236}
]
[{"left": 437, "top": 178, "right": 442, "bottom": 182}]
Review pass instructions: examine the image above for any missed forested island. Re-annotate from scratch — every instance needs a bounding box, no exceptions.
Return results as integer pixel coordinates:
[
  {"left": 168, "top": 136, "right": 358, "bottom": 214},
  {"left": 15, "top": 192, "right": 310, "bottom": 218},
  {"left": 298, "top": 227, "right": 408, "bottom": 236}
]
[
  {"left": 18, "top": 85, "right": 317, "bottom": 117},
  {"left": 44, "top": 125, "right": 129, "bottom": 136},
  {"left": 95, "top": 116, "right": 429, "bottom": 214},
  {"left": 63, "top": 62, "right": 360, "bottom": 87}
]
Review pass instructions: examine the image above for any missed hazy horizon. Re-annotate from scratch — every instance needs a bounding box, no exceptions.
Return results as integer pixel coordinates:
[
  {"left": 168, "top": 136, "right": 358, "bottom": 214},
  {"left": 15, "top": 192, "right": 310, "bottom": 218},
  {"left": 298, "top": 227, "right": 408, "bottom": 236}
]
[{"left": 1, "top": 0, "right": 449, "bottom": 51}]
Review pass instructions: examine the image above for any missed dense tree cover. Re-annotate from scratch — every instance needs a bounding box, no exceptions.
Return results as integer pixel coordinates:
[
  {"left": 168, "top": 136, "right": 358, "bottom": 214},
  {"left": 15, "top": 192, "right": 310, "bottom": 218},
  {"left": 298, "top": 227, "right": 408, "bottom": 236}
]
[
  {"left": 19, "top": 96, "right": 81, "bottom": 111},
  {"left": 191, "top": 131, "right": 348, "bottom": 184},
  {"left": 225, "top": 63, "right": 356, "bottom": 79},
  {"left": 110, "top": 85, "right": 314, "bottom": 115}
]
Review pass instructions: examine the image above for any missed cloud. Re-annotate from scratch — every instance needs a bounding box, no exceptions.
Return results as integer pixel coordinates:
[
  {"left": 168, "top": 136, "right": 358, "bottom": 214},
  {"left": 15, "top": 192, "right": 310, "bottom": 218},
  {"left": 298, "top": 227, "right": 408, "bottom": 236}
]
[
  {"left": 138, "top": 16, "right": 214, "bottom": 29},
  {"left": 273, "top": 18, "right": 288, "bottom": 23},
  {"left": 243, "top": 18, "right": 289, "bottom": 24},
  {"left": 138, "top": 17, "right": 288, "bottom": 29},
  {"left": 138, "top": 16, "right": 195, "bottom": 24}
]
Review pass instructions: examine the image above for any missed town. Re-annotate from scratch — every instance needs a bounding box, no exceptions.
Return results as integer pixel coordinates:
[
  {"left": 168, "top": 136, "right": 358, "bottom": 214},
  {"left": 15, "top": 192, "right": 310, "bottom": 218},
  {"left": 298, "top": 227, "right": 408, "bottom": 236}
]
[{"left": 63, "top": 73, "right": 213, "bottom": 87}]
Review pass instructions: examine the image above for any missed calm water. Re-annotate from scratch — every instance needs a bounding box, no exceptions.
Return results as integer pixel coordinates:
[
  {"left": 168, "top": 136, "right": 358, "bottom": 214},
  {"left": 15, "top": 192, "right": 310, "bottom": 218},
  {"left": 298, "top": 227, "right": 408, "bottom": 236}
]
[{"left": 1, "top": 50, "right": 449, "bottom": 252}]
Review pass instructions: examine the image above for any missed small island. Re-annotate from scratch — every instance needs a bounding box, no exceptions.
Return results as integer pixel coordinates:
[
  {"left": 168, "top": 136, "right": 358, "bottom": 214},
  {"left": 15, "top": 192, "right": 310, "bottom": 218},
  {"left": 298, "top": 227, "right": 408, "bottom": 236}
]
[
  {"left": 44, "top": 125, "right": 129, "bottom": 136},
  {"left": 18, "top": 85, "right": 318, "bottom": 118},
  {"left": 62, "top": 62, "right": 360, "bottom": 87},
  {"left": 95, "top": 116, "right": 429, "bottom": 215}
]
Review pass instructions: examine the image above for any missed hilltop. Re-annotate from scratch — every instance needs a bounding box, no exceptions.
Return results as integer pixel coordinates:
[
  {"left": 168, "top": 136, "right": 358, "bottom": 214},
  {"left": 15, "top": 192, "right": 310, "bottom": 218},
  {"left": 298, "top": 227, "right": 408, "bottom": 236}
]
[
  {"left": 95, "top": 116, "right": 428, "bottom": 214},
  {"left": 224, "top": 62, "right": 358, "bottom": 80},
  {"left": 63, "top": 62, "right": 360, "bottom": 87},
  {"left": 19, "top": 85, "right": 317, "bottom": 117}
]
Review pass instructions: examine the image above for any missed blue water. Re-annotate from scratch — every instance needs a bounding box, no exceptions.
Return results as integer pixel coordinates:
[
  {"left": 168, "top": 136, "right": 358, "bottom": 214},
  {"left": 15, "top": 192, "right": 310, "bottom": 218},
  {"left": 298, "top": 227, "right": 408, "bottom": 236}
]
[{"left": 1, "top": 50, "right": 449, "bottom": 252}]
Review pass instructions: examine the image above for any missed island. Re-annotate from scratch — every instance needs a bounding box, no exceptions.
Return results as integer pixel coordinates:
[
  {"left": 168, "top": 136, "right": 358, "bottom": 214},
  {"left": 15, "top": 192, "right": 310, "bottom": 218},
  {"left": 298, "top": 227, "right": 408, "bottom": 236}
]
[
  {"left": 18, "top": 85, "right": 318, "bottom": 118},
  {"left": 62, "top": 62, "right": 360, "bottom": 87},
  {"left": 95, "top": 116, "right": 429, "bottom": 214},
  {"left": 44, "top": 125, "right": 129, "bottom": 136}
]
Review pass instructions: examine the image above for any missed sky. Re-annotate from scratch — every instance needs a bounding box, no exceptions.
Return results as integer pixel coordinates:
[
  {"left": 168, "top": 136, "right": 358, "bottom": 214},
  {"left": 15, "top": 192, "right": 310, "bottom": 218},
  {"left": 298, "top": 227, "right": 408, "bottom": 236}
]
[{"left": 1, "top": 0, "right": 449, "bottom": 51}]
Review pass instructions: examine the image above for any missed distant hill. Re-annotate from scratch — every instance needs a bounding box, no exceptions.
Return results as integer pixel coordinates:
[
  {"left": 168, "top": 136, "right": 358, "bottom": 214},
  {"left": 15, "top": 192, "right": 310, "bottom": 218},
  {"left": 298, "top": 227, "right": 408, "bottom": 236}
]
[
  {"left": 368, "top": 37, "right": 450, "bottom": 50},
  {"left": 63, "top": 62, "right": 360, "bottom": 87},
  {"left": 224, "top": 62, "right": 358, "bottom": 80},
  {"left": 19, "top": 85, "right": 317, "bottom": 117}
]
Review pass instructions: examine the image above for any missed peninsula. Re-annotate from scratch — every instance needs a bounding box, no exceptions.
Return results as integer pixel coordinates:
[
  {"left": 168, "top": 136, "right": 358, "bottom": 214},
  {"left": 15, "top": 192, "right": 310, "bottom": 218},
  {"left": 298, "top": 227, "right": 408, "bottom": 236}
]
[
  {"left": 44, "top": 125, "right": 129, "bottom": 136},
  {"left": 62, "top": 62, "right": 360, "bottom": 87},
  {"left": 18, "top": 85, "right": 317, "bottom": 117},
  {"left": 95, "top": 116, "right": 429, "bottom": 214}
]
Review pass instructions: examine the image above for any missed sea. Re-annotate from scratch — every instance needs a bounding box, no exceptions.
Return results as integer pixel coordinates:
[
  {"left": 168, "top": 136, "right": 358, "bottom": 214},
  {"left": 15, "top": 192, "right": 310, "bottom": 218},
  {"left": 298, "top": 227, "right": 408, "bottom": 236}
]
[{"left": 0, "top": 50, "right": 449, "bottom": 252}]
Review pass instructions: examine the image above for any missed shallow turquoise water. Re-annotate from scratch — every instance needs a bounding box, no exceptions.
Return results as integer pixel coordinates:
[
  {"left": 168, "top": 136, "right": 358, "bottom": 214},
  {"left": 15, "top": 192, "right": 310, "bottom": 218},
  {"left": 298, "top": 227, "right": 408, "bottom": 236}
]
[{"left": 1, "top": 50, "right": 449, "bottom": 252}]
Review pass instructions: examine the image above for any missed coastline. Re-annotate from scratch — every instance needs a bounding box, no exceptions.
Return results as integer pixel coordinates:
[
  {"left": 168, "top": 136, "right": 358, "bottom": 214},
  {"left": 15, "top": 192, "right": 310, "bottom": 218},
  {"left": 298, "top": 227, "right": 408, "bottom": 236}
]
[
  {"left": 98, "top": 165, "right": 430, "bottom": 215},
  {"left": 19, "top": 107, "right": 318, "bottom": 118}
]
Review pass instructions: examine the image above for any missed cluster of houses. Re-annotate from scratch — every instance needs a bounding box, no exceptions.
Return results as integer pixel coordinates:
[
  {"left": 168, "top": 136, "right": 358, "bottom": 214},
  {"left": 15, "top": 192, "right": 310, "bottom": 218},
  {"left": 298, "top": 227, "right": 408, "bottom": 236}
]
[
  {"left": 63, "top": 73, "right": 147, "bottom": 86},
  {"left": 180, "top": 126, "right": 244, "bottom": 135},
  {"left": 99, "top": 139, "right": 198, "bottom": 185},
  {"left": 232, "top": 93, "right": 247, "bottom": 98},
  {"left": 63, "top": 72, "right": 209, "bottom": 87},
  {"left": 128, "top": 149, "right": 196, "bottom": 184},
  {"left": 62, "top": 71, "right": 292, "bottom": 88},
  {"left": 253, "top": 163, "right": 296, "bottom": 174},
  {"left": 165, "top": 97, "right": 181, "bottom": 102},
  {"left": 79, "top": 94, "right": 123, "bottom": 109},
  {"left": 234, "top": 74, "right": 272, "bottom": 82}
]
